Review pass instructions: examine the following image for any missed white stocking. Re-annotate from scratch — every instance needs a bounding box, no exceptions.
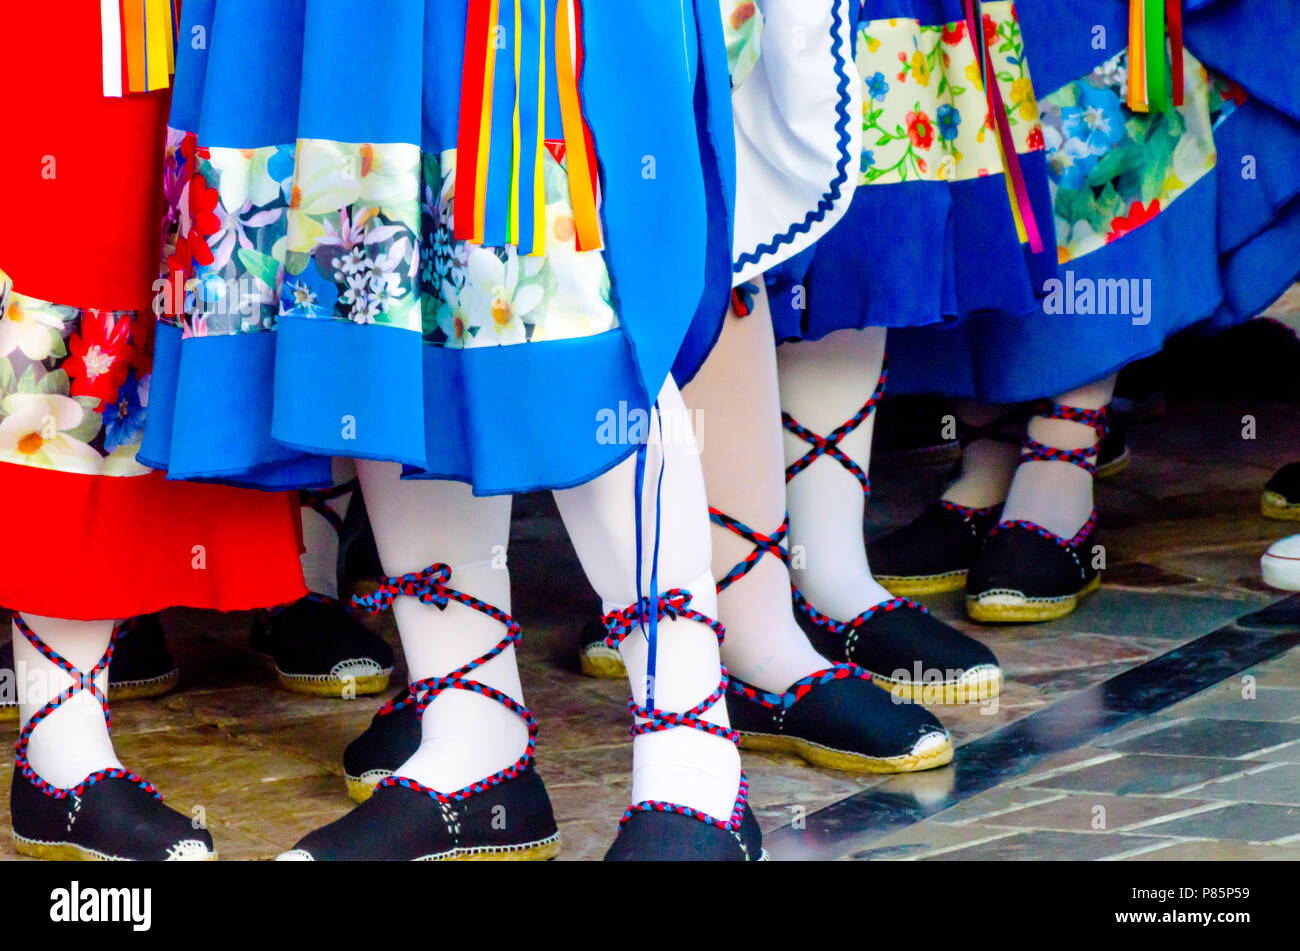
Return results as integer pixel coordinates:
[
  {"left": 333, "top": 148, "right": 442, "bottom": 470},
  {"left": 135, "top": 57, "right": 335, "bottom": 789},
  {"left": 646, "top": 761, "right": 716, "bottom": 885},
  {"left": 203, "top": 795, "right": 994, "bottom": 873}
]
[
  {"left": 355, "top": 463, "right": 527, "bottom": 793},
  {"left": 299, "top": 458, "right": 358, "bottom": 599},
  {"left": 14, "top": 615, "right": 123, "bottom": 789},
  {"left": 553, "top": 377, "right": 741, "bottom": 822},
  {"left": 999, "top": 376, "right": 1117, "bottom": 539},
  {"left": 941, "top": 402, "right": 1020, "bottom": 510},
  {"left": 682, "top": 285, "right": 831, "bottom": 693},
  {"left": 777, "top": 327, "right": 895, "bottom": 621}
]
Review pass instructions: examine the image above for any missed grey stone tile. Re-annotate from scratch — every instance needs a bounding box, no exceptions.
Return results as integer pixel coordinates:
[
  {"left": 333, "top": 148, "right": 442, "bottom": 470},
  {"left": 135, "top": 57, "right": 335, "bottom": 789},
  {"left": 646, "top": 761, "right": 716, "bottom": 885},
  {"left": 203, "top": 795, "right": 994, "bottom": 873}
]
[
  {"left": 1190, "top": 764, "right": 1300, "bottom": 806},
  {"left": 1248, "top": 740, "right": 1300, "bottom": 764},
  {"left": 1138, "top": 802, "right": 1300, "bottom": 843},
  {"left": 922, "top": 831, "right": 1165, "bottom": 861},
  {"left": 843, "top": 822, "right": 1008, "bottom": 861},
  {"left": 929, "top": 786, "right": 1067, "bottom": 825},
  {"left": 971, "top": 793, "right": 1216, "bottom": 834},
  {"left": 1033, "top": 753, "right": 1250, "bottom": 795},
  {"left": 1122, "top": 841, "right": 1300, "bottom": 861},
  {"left": 1158, "top": 684, "right": 1300, "bottom": 724},
  {"left": 1106, "top": 718, "right": 1300, "bottom": 758},
  {"left": 1011, "top": 589, "right": 1272, "bottom": 643},
  {"left": 1155, "top": 545, "right": 1277, "bottom": 592}
]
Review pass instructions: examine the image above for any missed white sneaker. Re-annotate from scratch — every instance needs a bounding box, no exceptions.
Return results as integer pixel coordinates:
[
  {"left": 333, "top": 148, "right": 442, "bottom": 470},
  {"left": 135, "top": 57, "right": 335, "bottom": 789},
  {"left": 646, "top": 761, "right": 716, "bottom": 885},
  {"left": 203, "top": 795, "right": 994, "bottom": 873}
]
[{"left": 1261, "top": 534, "right": 1300, "bottom": 591}]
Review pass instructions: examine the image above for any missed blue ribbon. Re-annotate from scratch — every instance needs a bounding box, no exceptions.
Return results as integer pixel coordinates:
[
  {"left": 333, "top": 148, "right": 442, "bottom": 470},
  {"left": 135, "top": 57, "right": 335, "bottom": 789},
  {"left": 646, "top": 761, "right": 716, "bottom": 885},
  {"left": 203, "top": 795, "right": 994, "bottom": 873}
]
[{"left": 633, "top": 402, "right": 666, "bottom": 712}]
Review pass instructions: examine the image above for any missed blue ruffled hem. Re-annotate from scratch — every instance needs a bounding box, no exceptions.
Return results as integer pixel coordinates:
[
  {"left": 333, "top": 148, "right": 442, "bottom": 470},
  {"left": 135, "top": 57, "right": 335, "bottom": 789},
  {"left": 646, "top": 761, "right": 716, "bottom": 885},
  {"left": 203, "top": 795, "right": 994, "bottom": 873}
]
[
  {"left": 885, "top": 97, "right": 1300, "bottom": 403},
  {"left": 144, "top": 320, "right": 659, "bottom": 497},
  {"left": 764, "top": 150, "right": 1057, "bottom": 341}
]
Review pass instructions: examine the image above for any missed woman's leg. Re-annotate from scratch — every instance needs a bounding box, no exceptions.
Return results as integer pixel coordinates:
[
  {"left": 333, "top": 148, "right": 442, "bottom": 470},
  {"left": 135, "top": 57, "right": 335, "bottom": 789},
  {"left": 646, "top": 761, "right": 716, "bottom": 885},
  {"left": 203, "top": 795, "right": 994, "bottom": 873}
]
[
  {"left": 553, "top": 378, "right": 743, "bottom": 826},
  {"left": 681, "top": 287, "right": 830, "bottom": 693},
  {"left": 352, "top": 464, "right": 526, "bottom": 793},
  {"left": 10, "top": 615, "right": 214, "bottom": 860},
  {"left": 775, "top": 327, "right": 1001, "bottom": 703}
]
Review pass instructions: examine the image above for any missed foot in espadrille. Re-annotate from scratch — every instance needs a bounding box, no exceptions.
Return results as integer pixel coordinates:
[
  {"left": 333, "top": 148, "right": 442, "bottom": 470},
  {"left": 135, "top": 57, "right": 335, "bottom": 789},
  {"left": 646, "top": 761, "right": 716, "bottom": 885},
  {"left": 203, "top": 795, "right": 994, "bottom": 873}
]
[
  {"left": 9, "top": 617, "right": 213, "bottom": 862},
  {"left": 1263, "top": 463, "right": 1300, "bottom": 521},
  {"left": 966, "top": 402, "right": 1108, "bottom": 623},
  {"left": 868, "top": 500, "right": 1002, "bottom": 596},
  {"left": 278, "top": 767, "right": 559, "bottom": 861},
  {"left": 727, "top": 665, "right": 953, "bottom": 772},
  {"left": 11, "top": 771, "right": 214, "bottom": 862},
  {"left": 779, "top": 376, "right": 1002, "bottom": 703},
  {"left": 795, "top": 598, "right": 1002, "bottom": 704},
  {"left": 249, "top": 594, "right": 394, "bottom": 697},
  {"left": 577, "top": 614, "right": 625, "bottom": 679},
  {"left": 966, "top": 519, "right": 1101, "bottom": 623},
  {"left": 605, "top": 800, "right": 764, "bottom": 861},
  {"left": 599, "top": 591, "right": 757, "bottom": 861},
  {"left": 287, "top": 564, "right": 558, "bottom": 860},
  {"left": 341, "top": 686, "right": 422, "bottom": 802}
]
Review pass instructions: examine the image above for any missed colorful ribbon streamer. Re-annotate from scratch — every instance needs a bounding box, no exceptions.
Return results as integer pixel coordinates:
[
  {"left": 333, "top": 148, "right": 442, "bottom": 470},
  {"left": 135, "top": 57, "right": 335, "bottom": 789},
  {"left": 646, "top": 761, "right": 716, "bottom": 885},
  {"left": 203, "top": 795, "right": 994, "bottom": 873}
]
[
  {"left": 455, "top": 0, "right": 602, "bottom": 254},
  {"left": 1129, "top": 0, "right": 1185, "bottom": 113},
  {"left": 963, "top": 0, "right": 1044, "bottom": 255},
  {"left": 101, "top": 0, "right": 179, "bottom": 98}
]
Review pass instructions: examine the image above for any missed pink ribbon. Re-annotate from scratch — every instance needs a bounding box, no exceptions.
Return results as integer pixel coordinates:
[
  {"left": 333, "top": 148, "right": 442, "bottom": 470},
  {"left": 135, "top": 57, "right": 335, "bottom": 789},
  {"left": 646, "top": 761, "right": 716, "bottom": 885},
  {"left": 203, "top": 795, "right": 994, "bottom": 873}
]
[{"left": 963, "top": 0, "right": 1045, "bottom": 254}]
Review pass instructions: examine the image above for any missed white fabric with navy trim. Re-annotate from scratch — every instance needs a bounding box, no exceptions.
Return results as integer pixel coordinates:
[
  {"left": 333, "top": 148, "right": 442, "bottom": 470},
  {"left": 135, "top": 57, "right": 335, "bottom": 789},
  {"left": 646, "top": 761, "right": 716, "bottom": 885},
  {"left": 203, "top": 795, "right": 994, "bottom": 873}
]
[{"left": 731, "top": 0, "right": 861, "bottom": 285}]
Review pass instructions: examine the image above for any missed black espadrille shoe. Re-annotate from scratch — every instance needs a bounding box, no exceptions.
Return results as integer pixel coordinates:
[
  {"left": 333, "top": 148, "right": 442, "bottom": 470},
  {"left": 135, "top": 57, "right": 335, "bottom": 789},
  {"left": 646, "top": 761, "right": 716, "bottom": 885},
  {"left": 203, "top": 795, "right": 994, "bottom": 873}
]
[
  {"left": 1263, "top": 463, "right": 1300, "bottom": 521},
  {"left": 727, "top": 665, "right": 952, "bottom": 772},
  {"left": 279, "top": 767, "right": 560, "bottom": 861},
  {"left": 1, "top": 614, "right": 178, "bottom": 724},
  {"left": 284, "top": 564, "right": 559, "bottom": 860},
  {"left": 794, "top": 597, "right": 1001, "bottom": 704},
  {"left": 965, "top": 519, "right": 1101, "bottom": 622},
  {"left": 1095, "top": 416, "right": 1129, "bottom": 479},
  {"left": 777, "top": 382, "right": 1002, "bottom": 703},
  {"left": 577, "top": 615, "right": 625, "bottom": 679},
  {"left": 9, "top": 618, "right": 214, "bottom": 861},
  {"left": 106, "top": 614, "right": 179, "bottom": 700},
  {"left": 606, "top": 799, "right": 764, "bottom": 861},
  {"left": 869, "top": 406, "right": 1028, "bottom": 595},
  {"left": 966, "top": 403, "right": 1107, "bottom": 623},
  {"left": 599, "top": 590, "right": 764, "bottom": 861},
  {"left": 873, "top": 395, "right": 962, "bottom": 470},
  {"left": 249, "top": 594, "right": 395, "bottom": 697},
  {"left": 11, "top": 772, "right": 215, "bottom": 862},
  {"left": 869, "top": 500, "right": 1002, "bottom": 596},
  {"left": 341, "top": 686, "right": 422, "bottom": 802}
]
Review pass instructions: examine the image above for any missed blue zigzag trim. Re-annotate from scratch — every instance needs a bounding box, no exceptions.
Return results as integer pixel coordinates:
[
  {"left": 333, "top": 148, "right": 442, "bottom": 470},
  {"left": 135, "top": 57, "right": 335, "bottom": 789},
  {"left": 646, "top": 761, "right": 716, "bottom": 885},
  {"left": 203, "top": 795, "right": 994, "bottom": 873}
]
[{"left": 732, "top": 0, "right": 855, "bottom": 274}]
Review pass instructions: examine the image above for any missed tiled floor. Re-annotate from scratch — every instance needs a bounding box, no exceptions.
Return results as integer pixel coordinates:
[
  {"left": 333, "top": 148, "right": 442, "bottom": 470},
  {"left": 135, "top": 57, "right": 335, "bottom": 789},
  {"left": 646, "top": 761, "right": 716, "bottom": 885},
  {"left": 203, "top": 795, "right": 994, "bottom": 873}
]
[
  {"left": 833, "top": 645, "right": 1300, "bottom": 861},
  {"left": 3, "top": 307, "right": 1300, "bottom": 861}
]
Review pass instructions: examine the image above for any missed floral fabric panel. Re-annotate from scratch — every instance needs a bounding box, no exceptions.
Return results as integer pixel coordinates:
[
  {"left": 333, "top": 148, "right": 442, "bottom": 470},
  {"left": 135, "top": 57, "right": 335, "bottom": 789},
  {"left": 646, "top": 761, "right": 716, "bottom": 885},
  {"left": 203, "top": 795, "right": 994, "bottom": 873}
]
[
  {"left": 422, "top": 149, "right": 617, "bottom": 348},
  {"left": 721, "top": 1, "right": 763, "bottom": 89},
  {"left": 162, "top": 129, "right": 616, "bottom": 348},
  {"left": 0, "top": 269, "right": 152, "bottom": 476},
  {"left": 1041, "top": 49, "right": 1240, "bottom": 263},
  {"left": 856, "top": 1, "right": 1044, "bottom": 185}
]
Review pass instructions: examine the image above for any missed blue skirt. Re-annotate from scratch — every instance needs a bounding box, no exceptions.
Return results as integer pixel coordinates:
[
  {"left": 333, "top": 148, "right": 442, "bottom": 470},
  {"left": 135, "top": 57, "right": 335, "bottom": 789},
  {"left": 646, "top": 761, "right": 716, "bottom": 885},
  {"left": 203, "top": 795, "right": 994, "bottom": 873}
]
[
  {"left": 140, "top": 0, "right": 735, "bottom": 495},
  {"left": 763, "top": 0, "right": 1059, "bottom": 339},
  {"left": 886, "top": 0, "right": 1300, "bottom": 402}
]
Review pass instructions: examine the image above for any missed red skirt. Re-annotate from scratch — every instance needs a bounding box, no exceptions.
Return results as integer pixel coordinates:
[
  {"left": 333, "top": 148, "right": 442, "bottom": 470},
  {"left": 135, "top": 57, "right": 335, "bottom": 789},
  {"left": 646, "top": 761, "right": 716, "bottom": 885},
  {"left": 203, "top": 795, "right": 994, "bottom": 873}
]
[{"left": 0, "top": 3, "right": 306, "bottom": 620}]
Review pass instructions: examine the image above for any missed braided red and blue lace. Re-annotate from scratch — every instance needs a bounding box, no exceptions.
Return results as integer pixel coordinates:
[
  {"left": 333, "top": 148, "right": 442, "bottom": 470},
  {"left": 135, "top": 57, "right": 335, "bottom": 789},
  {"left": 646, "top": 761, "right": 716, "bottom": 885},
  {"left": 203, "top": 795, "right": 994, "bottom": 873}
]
[
  {"left": 11, "top": 616, "right": 160, "bottom": 801},
  {"left": 601, "top": 589, "right": 748, "bottom": 834},
  {"left": 352, "top": 563, "right": 536, "bottom": 804}
]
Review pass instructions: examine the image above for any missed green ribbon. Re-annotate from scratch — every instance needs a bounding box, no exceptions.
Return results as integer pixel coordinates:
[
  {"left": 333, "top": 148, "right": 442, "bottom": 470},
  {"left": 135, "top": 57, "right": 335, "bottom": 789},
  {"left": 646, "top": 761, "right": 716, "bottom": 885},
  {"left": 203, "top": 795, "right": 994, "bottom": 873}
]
[{"left": 1144, "top": 0, "right": 1168, "bottom": 112}]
